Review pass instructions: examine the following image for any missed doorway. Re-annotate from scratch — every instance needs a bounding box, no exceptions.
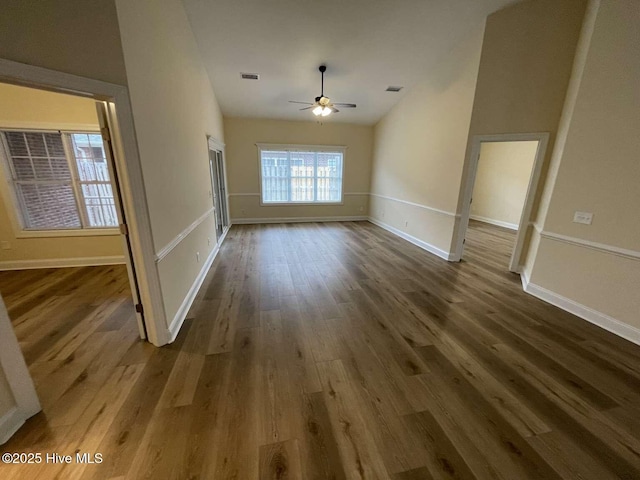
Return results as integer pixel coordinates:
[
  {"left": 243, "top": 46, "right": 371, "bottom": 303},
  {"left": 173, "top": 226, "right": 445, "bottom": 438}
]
[
  {"left": 0, "top": 82, "right": 146, "bottom": 338},
  {"left": 0, "top": 80, "right": 150, "bottom": 444},
  {"left": 207, "top": 137, "right": 229, "bottom": 241},
  {"left": 453, "top": 133, "right": 549, "bottom": 272},
  {"left": 0, "top": 57, "right": 167, "bottom": 346}
]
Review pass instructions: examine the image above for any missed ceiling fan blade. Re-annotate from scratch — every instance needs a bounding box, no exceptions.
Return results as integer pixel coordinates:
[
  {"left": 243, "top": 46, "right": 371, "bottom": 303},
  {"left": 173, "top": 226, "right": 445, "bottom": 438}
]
[
  {"left": 289, "top": 101, "right": 313, "bottom": 105},
  {"left": 333, "top": 103, "right": 356, "bottom": 108},
  {"left": 332, "top": 107, "right": 340, "bottom": 113},
  {"left": 299, "top": 106, "right": 314, "bottom": 111}
]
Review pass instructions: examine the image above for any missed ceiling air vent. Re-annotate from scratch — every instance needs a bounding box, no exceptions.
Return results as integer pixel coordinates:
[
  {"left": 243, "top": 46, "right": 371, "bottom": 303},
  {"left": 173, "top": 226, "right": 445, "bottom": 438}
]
[
  {"left": 241, "top": 73, "right": 260, "bottom": 80},
  {"left": 385, "top": 86, "right": 403, "bottom": 92}
]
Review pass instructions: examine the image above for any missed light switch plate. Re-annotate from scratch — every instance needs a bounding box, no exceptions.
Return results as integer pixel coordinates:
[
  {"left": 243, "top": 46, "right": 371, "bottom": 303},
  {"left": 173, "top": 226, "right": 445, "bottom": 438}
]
[
  {"left": 573, "top": 211, "right": 593, "bottom": 225},
  {"left": 0, "top": 241, "right": 10, "bottom": 250}
]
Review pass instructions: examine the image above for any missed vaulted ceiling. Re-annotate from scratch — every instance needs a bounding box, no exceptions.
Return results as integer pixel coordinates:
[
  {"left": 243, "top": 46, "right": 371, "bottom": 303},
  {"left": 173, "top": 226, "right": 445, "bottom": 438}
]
[{"left": 182, "top": 0, "right": 518, "bottom": 125}]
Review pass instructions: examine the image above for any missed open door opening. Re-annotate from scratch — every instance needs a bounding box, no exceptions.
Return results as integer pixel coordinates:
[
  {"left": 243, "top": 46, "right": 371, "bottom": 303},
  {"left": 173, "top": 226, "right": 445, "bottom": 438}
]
[
  {"left": 0, "top": 78, "right": 153, "bottom": 445},
  {"left": 454, "top": 133, "right": 549, "bottom": 272}
]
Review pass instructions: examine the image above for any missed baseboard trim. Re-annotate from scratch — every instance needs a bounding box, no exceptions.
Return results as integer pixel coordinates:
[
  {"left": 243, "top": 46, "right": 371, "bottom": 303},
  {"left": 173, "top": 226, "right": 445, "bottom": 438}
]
[
  {"left": 367, "top": 217, "right": 454, "bottom": 261},
  {"left": 167, "top": 227, "right": 228, "bottom": 343},
  {"left": 230, "top": 216, "right": 368, "bottom": 224},
  {"left": 522, "top": 276, "right": 640, "bottom": 346},
  {"left": 0, "top": 255, "right": 126, "bottom": 271},
  {"left": 0, "top": 407, "right": 24, "bottom": 445},
  {"left": 470, "top": 215, "right": 518, "bottom": 231}
]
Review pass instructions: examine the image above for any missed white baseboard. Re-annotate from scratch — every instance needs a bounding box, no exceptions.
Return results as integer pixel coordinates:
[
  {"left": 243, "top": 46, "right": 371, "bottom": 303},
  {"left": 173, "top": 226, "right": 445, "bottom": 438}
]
[
  {"left": 230, "top": 216, "right": 367, "bottom": 224},
  {"left": 367, "top": 217, "right": 454, "bottom": 261},
  {"left": 0, "top": 255, "right": 126, "bottom": 271},
  {"left": 167, "top": 228, "right": 228, "bottom": 343},
  {"left": 0, "top": 407, "right": 25, "bottom": 445},
  {"left": 470, "top": 215, "right": 518, "bottom": 231},
  {"left": 522, "top": 274, "right": 640, "bottom": 346}
]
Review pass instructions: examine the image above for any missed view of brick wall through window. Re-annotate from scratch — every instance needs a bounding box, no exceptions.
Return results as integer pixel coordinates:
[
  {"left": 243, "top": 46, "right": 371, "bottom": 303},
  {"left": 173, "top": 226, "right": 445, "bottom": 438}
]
[{"left": 1, "top": 130, "right": 118, "bottom": 230}]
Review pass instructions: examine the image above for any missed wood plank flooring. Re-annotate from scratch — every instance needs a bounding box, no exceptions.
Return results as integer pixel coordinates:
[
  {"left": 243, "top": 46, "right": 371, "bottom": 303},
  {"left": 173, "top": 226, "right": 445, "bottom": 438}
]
[{"left": 1, "top": 220, "right": 640, "bottom": 479}]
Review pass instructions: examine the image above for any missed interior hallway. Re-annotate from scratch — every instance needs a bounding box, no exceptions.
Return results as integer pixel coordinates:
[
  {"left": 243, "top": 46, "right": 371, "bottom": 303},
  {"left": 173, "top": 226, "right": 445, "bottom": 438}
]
[{"left": 1, "top": 222, "right": 640, "bottom": 479}]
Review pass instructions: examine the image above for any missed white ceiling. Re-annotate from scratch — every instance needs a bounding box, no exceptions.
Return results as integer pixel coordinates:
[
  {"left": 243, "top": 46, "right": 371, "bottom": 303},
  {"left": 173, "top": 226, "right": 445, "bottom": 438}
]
[{"left": 182, "top": 0, "right": 517, "bottom": 125}]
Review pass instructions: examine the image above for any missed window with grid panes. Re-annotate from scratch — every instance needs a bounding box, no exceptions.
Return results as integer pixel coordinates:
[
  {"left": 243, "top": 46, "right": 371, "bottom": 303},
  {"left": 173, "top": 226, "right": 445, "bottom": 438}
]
[
  {"left": 1, "top": 130, "right": 119, "bottom": 231},
  {"left": 259, "top": 146, "right": 344, "bottom": 204}
]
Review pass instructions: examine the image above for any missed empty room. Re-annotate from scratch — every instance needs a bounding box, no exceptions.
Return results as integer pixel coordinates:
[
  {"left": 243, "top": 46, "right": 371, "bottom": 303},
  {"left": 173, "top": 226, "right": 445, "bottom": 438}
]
[{"left": 0, "top": 0, "right": 638, "bottom": 479}]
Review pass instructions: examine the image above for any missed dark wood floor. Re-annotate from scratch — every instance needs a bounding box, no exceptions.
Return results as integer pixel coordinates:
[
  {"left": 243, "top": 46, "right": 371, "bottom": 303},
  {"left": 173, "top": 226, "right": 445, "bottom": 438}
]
[{"left": 1, "top": 220, "right": 640, "bottom": 479}]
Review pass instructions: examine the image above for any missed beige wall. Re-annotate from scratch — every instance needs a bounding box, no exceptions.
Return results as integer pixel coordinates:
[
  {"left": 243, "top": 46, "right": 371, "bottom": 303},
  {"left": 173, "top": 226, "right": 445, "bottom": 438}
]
[
  {"left": 0, "top": 0, "right": 127, "bottom": 86},
  {"left": 471, "top": 141, "right": 538, "bottom": 228},
  {"left": 452, "top": 0, "right": 587, "bottom": 252},
  {"left": 115, "top": 0, "right": 225, "bottom": 326},
  {"left": 528, "top": 0, "right": 640, "bottom": 329},
  {"left": 224, "top": 117, "right": 372, "bottom": 221},
  {"left": 0, "top": 83, "right": 123, "bottom": 268},
  {"left": 369, "top": 27, "right": 485, "bottom": 254}
]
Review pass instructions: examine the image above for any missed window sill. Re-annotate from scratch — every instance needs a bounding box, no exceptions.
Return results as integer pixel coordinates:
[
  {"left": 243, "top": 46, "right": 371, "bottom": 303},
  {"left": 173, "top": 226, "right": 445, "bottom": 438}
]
[
  {"left": 261, "top": 201, "right": 345, "bottom": 207},
  {"left": 16, "top": 228, "right": 120, "bottom": 239}
]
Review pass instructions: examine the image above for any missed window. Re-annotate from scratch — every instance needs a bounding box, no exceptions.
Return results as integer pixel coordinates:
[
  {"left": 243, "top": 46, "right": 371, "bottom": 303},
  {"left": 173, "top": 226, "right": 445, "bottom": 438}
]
[
  {"left": 259, "top": 145, "right": 345, "bottom": 204},
  {"left": 1, "top": 130, "right": 119, "bottom": 231}
]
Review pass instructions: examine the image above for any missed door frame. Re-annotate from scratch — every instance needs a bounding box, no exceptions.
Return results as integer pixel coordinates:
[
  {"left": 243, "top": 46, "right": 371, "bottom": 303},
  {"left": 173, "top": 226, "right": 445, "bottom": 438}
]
[
  {"left": 207, "top": 136, "right": 230, "bottom": 239},
  {"left": 451, "top": 132, "right": 549, "bottom": 272},
  {"left": 0, "top": 295, "right": 40, "bottom": 444},
  {"left": 0, "top": 58, "right": 168, "bottom": 346}
]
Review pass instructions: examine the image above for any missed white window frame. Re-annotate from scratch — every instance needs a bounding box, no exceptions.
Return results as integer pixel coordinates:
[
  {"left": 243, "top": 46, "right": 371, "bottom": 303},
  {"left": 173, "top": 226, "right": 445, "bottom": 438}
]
[
  {"left": 257, "top": 143, "right": 346, "bottom": 206},
  {"left": 0, "top": 128, "right": 120, "bottom": 238}
]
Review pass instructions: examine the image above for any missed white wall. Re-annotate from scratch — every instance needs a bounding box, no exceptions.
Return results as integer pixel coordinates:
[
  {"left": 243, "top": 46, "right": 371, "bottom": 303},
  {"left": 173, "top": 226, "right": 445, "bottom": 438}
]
[
  {"left": 527, "top": 0, "right": 640, "bottom": 335},
  {"left": 369, "top": 27, "right": 485, "bottom": 257},
  {"left": 224, "top": 117, "right": 372, "bottom": 222},
  {"left": 470, "top": 141, "right": 538, "bottom": 229},
  {"left": 115, "top": 0, "right": 225, "bottom": 330},
  {"left": 0, "top": 83, "right": 123, "bottom": 269}
]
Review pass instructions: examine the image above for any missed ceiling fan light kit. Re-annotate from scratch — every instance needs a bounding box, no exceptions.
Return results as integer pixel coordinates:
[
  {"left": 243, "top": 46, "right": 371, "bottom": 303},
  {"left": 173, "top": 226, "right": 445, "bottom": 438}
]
[{"left": 289, "top": 65, "right": 356, "bottom": 118}]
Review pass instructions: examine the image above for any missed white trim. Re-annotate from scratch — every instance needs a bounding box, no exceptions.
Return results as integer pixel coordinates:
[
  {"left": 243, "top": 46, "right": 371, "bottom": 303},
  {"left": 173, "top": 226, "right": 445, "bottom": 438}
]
[
  {"left": 0, "top": 295, "right": 40, "bottom": 445},
  {"left": 0, "top": 122, "right": 99, "bottom": 132},
  {"left": 367, "top": 217, "right": 454, "bottom": 261},
  {"left": 261, "top": 201, "right": 345, "bottom": 206},
  {"left": 207, "top": 136, "right": 231, "bottom": 239},
  {"left": 155, "top": 208, "right": 215, "bottom": 262},
  {"left": 452, "top": 132, "right": 550, "bottom": 272},
  {"left": 207, "top": 137, "right": 226, "bottom": 150},
  {"left": 522, "top": 278, "right": 640, "bottom": 347},
  {"left": 520, "top": 268, "right": 531, "bottom": 290},
  {"left": 15, "top": 228, "right": 120, "bottom": 238},
  {"left": 0, "top": 407, "right": 25, "bottom": 445},
  {"left": 231, "top": 216, "right": 367, "bottom": 224},
  {"left": 369, "top": 193, "right": 459, "bottom": 218},
  {"left": 539, "top": 230, "right": 640, "bottom": 261},
  {"left": 470, "top": 215, "right": 519, "bottom": 231},
  {"left": 228, "top": 191, "right": 369, "bottom": 197},
  {"left": 0, "top": 255, "right": 126, "bottom": 271},
  {"left": 167, "top": 227, "right": 228, "bottom": 342},
  {"left": 256, "top": 143, "right": 347, "bottom": 151}
]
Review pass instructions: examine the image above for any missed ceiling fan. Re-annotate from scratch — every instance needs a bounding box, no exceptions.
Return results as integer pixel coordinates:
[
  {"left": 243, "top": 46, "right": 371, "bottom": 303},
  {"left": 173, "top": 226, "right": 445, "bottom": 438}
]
[{"left": 289, "top": 65, "right": 356, "bottom": 117}]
